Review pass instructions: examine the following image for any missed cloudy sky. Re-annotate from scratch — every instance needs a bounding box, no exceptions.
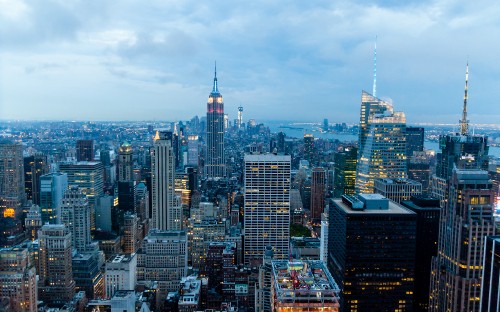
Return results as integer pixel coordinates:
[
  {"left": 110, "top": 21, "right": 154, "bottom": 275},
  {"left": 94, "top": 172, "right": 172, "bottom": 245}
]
[{"left": 0, "top": 0, "right": 499, "bottom": 124}]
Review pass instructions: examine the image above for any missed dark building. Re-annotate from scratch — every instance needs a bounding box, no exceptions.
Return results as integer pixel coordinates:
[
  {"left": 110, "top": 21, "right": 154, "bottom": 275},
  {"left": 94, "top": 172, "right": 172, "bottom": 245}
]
[
  {"left": 72, "top": 252, "right": 104, "bottom": 299},
  {"left": 405, "top": 127, "right": 424, "bottom": 159},
  {"left": 303, "top": 134, "right": 315, "bottom": 165},
  {"left": 401, "top": 197, "right": 441, "bottom": 312},
  {"left": 116, "top": 181, "right": 136, "bottom": 231},
  {"left": 76, "top": 140, "right": 94, "bottom": 162},
  {"left": 328, "top": 194, "right": 416, "bottom": 312},
  {"left": 480, "top": 236, "right": 500, "bottom": 312},
  {"left": 24, "top": 153, "right": 48, "bottom": 205},
  {"left": 407, "top": 161, "right": 431, "bottom": 194},
  {"left": 333, "top": 147, "right": 357, "bottom": 198},
  {"left": 277, "top": 132, "right": 285, "bottom": 153},
  {"left": 323, "top": 118, "right": 329, "bottom": 131},
  {"left": 310, "top": 167, "right": 326, "bottom": 221}
]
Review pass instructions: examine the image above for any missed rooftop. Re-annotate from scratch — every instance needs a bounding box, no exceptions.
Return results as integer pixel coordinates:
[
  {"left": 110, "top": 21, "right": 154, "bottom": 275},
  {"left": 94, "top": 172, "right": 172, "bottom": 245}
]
[{"left": 333, "top": 196, "right": 415, "bottom": 215}]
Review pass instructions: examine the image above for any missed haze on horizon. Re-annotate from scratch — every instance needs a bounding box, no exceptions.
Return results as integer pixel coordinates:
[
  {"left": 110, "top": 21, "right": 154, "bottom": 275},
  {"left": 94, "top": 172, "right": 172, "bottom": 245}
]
[{"left": 1, "top": 0, "right": 499, "bottom": 124}]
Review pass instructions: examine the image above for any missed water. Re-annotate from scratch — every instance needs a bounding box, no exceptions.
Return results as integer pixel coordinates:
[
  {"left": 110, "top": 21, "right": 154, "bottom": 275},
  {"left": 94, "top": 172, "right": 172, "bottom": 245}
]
[{"left": 268, "top": 123, "right": 500, "bottom": 158}]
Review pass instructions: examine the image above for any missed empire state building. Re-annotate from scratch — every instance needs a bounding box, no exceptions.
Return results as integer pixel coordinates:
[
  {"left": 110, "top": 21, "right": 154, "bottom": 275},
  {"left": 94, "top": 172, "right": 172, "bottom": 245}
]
[{"left": 205, "top": 64, "right": 226, "bottom": 178}]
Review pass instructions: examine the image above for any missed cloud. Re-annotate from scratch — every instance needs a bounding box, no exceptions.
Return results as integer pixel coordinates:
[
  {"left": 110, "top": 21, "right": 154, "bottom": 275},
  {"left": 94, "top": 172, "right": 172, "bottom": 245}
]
[{"left": 1, "top": 0, "right": 500, "bottom": 124}]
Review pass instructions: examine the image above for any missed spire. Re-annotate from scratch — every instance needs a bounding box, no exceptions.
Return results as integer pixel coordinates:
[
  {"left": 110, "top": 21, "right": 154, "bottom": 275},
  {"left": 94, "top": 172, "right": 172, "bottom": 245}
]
[
  {"left": 373, "top": 36, "right": 377, "bottom": 97},
  {"left": 212, "top": 61, "right": 219, "bottom": 93},
  {"left": 459, "top": 62, "right": 469, "bottom": 135}
]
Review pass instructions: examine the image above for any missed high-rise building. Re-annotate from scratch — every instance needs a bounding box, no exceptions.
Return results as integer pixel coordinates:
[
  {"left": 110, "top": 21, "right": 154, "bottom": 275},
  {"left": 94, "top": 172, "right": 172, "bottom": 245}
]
[
  {"left": 244, "top": 154, "right": 291, "bottom": 265},
  {"left": 187, "top": 135, "right": 199, "bottom": 167},
  {"left": 310, "top": 167, "right": 326, "bottom": 221},
  {"left": 135, "top": 182, "right": 149, "bottom": 221},
  {"left": 0, "top": 141, "right": 25, "bottom": 218},
  {"left": 0, "top": 246, "right": 38, "bottom": 312},
  {"left": 76, "top": 140, "right": 94, "bottom": 162},
  {"left": 151, "top": 131, "right": 182, "bottom": 231},
  {"left": 118, "top": 142, "right": 133, "bottom": 182},
  {"left": 270, "top": 260, "right": 340, "bottom": 312},
  {"left": 406, "top": 127, "right": 424, "bottom": 159},
  {"left": 303, "top": 134, "right": 315, "bottom": 166},
  {"left": 40, "top": 172, "right": 68, "bottom": 224},
  {"left": 333, "top": 146, "right": 357, "bottom": 198},
  {"left": 24, "top": 153, "right": 48, "bottom": 205},
  {"left": 355, "top": 91, "right": 407, "bottom": 193},
  {"left": 328, "top": 194, "right": 416, "bottom": 311},
  {"left": 122, "top": 212, "right": 139, "bottom": 254},
  {"left": 429, "top": 170, "right": 496, "bottom": 312},
  {"left": 205, "top": 65, "right": 226, "bottom": 179},
  {"left": 373, "top": 178, "right": 422, "bottom": 203},
  {"left": 72, "top": 252, "right": 104, "bottom": 300},
  {"left": 190, "top": 218, "right": 225, "bottom": 269},
  {"left": 323, "top": 118, "right": 329, "bottom": 131},
  {"left": 105, "top": 253, "right": 137, "bottom": 299},
  {"left": 277, "top": 132, "right": 285, "bottom": 154},
  {"left": 255, "top": 246, "right": 274, "bottom": 312},
  {"left": 401, "top": 197, "right": 441, "bottom": 312},
  {"left": 137, "top": 230, "right": 188, "bottom": 305},
  {"left": 480, "top": 236, "right": 500, "bottom": 312},
  {"left": 408, "top": 151, "right": 432, "bottom": 194},
  {"left": 25, "top": 204, "right": 43, "bottom": 240},
  {"left": 59, "top": 161, "right": 104, "bottom": 230},
  {"left": 61, "top": 187, "right": 92, "bottom": 253},
  {"left": 38, "top": 224, "right": 75, "bottom": 307}
]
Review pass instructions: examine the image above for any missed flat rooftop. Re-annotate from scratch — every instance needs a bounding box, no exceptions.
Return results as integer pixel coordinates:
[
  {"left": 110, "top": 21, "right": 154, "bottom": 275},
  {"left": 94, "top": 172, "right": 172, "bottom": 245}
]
[
  {"left": 332, "top": 198, "right": 415, "bottom": 215},
  {"left": 272, "top": 260, "right": 340, "bottom": 294}
]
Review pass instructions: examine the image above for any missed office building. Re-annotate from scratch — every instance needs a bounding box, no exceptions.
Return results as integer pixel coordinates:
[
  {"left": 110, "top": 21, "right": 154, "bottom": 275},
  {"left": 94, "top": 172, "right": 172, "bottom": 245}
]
[
  {"left": 355, "top": 91, "right": 407, "bottom": 193},
  {"left": 105, "top": 253, "right": 137, "bottom": 299},
  {"left": 61, "top": 187, "right": 91, "bottom": 253},
  {"left": 429, "top": 170, "right": 495, "bottom": 312},
  {"left": 271, "top": 260, "right": 340, "bottom": 312},
  {"left": 373, "top": 178, "right": 422, "bottom": 203},
  {"left": 0, "top": 141, "right": 25, "bottom": 218},
  {"left": 480, "top": 236, "right": 500, "bottom": 312},
  {"left": 122, "top": 212, "right": 139, "bottom": 254},
  {"left": 244, "top": 154, "right": 291, "bottom": 265},
  {"left": 406, "top": 127, "right": 424, "bottom": 159},
  {"left": 118, "top": 142, "right": 133, "bottom": 182},
  {"left": 190, "top": 218, "right": 225, "bottom": 269},
  {"left": 329, "top": 194, "right": 416, "bottom": 311},
  {"left": 320, "top": 212, "right": 328, "bottom": 263},
  {"left": 303, "top": 134, "right": 315, "bottom": 166},
  {"left": 310, "top": 167, "right": 326, "bottom": 221},
  {"left": 25, "top": 204, "right": 43, "bottom": 240},
  {"left": 151, "top": 131, "right": 182, "bottom": 231},
  {"left": 255, "top": 246, "right": 274, "bottom": 312},
  {"left": 137, "top": 230, "right": 188, "bottom": 305},
  {"left": 38, "top": 224, "right": 76, "bottom": 307},
  {"left": 24, "top": 153, "right": 48, "bottom": 205},
  {"left": 187, "top": 135, "right": 199, "bottom": 167},
  {"left": 401, "top": 197, "right": 441, "bottom": 312},
  {"left": 135, "top": 182, "right": 149, "bottom": 221},
  {"left": 96, "top": 195, "right": 113, "bottom": 232},
  {"left": 72, "top": 252, "right": 105, "bottom": 300},
  {"left": 333, "top": 146, "right": 357, "bottom": 198},
  {"left": 407, "top": 153, "right": 431, "bottom": 194},
  {"left": 0, "top": 246, "right": 38, "bottom": 312},
  {"left": 40, "top": 172, "right": 68, "bottom": 224},
  {"left": 205, "top": 65, "right": 226, "bottom": 178},
  {"left": 76, "top": 140, "right": 94, "bottom": 162},
  {"left": 59, "top": 161, "right": 104, "bottom": 230}
]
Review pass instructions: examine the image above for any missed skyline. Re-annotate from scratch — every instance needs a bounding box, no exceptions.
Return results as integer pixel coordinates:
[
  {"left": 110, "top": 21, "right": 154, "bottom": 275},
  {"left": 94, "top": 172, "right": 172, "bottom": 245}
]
[{"left": 1, "top": 0, "right": 500, "bottom": 123}]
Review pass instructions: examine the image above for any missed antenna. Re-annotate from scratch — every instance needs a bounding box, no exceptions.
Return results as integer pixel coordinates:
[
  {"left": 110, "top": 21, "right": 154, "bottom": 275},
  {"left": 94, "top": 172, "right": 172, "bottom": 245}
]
[
  {"left": 459, "top": 62, "right": 469, "bottom": 135},
  {"left": 373, "top": 36, "right": 377, "bottom": 97}
]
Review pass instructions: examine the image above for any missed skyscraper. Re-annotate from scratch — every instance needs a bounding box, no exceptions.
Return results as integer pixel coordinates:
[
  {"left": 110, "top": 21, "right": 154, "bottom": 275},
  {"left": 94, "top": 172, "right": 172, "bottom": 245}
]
[
  {"left": 151, "top": 131, "right": 181, "bottom": 231},
  {"left": 205, "top": 64, "right": 226, "bottom": 179},
  {"left": 118, "top": 142, "right": 133, "bottom": 182},
  {"left": 61, "top": 187, "right": 91, "bottom": 253},
  {"left": 244, "top": 154, "right": 291, "bottom": 265},
  {"left": 24, "top": 153, "right": 49, "bottom": 205},
  {"left": 303, "top": 134, "right": 315, "bottom": 166},
  {"left": 238, "top": 106, "right": 244, "bottom": 129},
  {"left": 405, "top": 127, "right": 424, "bottom": 159},
  {"left": 59, "top": 161, "right": 104, "bottom": 230},
  {"left": 76, "top": 139, "right": 94, "bottom": 162},
  {"left": 0, "top": 140, "right": 25, "bottom": 218},
  {"left": 310, "top": 167, "right": 326, "bottom": 221},
  {"left": 480, "top": 236, "right": 500, "bottom": 312},
  {"left": 40, "top": 172, "right": 68, "bottom": 224},
  {"left": 333, "top": 146, "right": 357, "bottom": 198},
  {"left": 355, "top": 91, "right": 407, "bottom": 193},
  {"left": 429, "top": 170, "right": 495, "bottom": 312},
  {"left": 0, "top": 246, "right": 38, "bottom": 312},
  {"left": 38, "top": 224, "right": 75, "bottom": 307},
  {"left": 328, "top": 194, "right": 416, "bottom": 311}
]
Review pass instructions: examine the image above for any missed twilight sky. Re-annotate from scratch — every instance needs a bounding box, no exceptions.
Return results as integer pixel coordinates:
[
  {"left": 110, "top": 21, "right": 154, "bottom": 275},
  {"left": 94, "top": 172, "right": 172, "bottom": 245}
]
[{"left": 1, "top": 0, "right": 499, "bottom": 124}]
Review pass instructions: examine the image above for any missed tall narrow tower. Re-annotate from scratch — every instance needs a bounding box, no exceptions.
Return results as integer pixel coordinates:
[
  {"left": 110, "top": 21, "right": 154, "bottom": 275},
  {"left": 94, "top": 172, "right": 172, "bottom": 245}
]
[
  {"left": 205, "top": 63, "right": 226, "bottom": 178},
  {"left": 151, "top": 131, "right": 181, "bottom": 231},
  {"left": 237, "top": 106, "right": 243, "bottom": 128}
]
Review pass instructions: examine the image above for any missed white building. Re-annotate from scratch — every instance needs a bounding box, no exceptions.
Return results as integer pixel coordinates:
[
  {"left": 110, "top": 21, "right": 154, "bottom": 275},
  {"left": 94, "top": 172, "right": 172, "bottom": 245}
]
[
  {"left": 105, "top": 253, "right": 137, "bottom": 298},
  {"left": 244, "top": 153, "right": 291, "bottom": 264},
  {"left": 61, "top": 186, "right": 91, "bottom": 252}
]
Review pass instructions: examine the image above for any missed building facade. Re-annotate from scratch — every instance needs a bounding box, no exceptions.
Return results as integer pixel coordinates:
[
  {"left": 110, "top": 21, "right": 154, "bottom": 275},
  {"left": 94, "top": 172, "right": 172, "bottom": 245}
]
[
  {"left": 0, "top": 141, "right": 25, "bottom": 218},
  {"left": 310, "top": 167, "right": 326, "bottom": 221},
  {"left": 373, "top": 178, "right": 422, "bottom": 203},
  {"left": 333, "top": 147, "right": 357, "bottom": 198},
  {"left": 40, "top": 172, "right": 68, "bottom": 224},
  {"left": 244, "top": 154, "right": 291, "bottom": 265}
]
